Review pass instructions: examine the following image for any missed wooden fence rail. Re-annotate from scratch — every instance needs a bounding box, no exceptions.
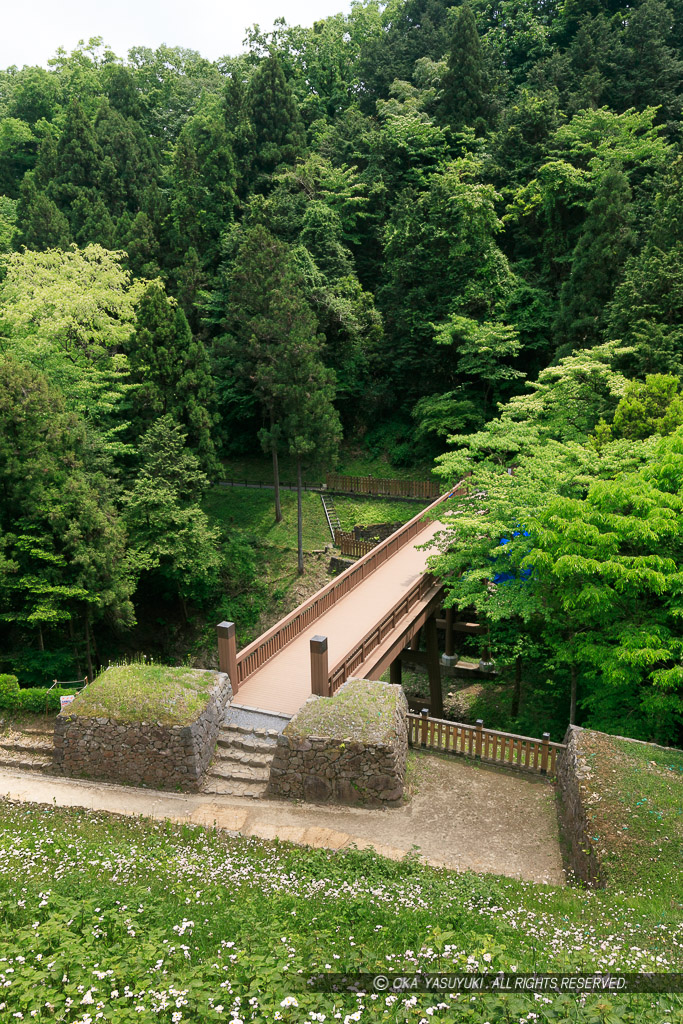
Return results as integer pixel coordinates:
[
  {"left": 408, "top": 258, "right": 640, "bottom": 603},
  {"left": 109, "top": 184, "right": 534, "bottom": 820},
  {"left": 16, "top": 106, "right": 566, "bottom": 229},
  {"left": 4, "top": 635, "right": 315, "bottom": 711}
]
[
  {"left": 407, "top": 712, "right": 565, "bottom": 775},
  {"left": 334, "top": 530, "right": 376, "bottom": 558},
  {"left": 234, "top": 486, "right": 461, "bottom": 688},
  {"left": 326, "top": 474, "right": 441, "bottom": 499}
]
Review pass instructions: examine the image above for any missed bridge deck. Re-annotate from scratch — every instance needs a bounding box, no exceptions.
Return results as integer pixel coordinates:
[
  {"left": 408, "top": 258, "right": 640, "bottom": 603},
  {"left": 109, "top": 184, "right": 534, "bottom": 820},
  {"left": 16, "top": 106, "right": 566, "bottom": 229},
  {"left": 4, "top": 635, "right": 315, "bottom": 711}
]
[{"left": 235, "top": 519, "right": 443, "bottom": 716}]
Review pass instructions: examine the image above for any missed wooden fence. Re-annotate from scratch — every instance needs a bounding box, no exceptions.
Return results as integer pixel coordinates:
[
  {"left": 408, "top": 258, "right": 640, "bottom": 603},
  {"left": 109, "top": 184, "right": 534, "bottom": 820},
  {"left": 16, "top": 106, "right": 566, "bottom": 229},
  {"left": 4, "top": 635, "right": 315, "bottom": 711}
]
[
  {"left": 234, "top": 488, "right": 456, "bottom": 688},
  {"left": 334, "top": 530, "right": 376, "bottom": 558},
  {"left": 326, "top": 474, "right": 441, "bottom": 500},
  {"left": 328, "top": 573, "right": 439, "bottom": 694},
  {"left": 407, "top": 712, "right": 565, "bottom": 775}
]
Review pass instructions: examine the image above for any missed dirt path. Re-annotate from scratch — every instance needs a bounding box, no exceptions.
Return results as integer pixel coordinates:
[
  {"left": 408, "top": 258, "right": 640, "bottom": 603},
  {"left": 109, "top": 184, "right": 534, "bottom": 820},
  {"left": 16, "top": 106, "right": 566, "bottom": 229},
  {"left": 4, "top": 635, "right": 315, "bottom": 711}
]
[{"left": 0, "top": 754, "right": 565, "bottom": 885}]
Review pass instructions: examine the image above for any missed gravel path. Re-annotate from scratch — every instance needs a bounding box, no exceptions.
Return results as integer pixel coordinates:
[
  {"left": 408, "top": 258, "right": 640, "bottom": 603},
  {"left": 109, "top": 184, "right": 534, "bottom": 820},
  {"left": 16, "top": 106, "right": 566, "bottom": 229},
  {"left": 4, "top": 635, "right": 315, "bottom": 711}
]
[{"left": 0, "top": 753, "right": 565, "bottom": 886}]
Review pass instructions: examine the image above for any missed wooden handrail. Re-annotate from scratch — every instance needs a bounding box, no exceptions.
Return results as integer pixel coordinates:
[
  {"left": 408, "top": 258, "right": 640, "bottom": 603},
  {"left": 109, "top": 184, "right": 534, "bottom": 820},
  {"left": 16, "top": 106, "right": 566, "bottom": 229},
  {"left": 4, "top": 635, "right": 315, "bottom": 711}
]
[
  {"left": 410, "top": 714, "right": 566, "bottom": 749},
  {"left": 235, "top": 483, "right": 464, "bottom": 685},
  {"left": 406, "top": 712, "right": 566, "bottom": 775},
  {"left": 327, "top": 573, "right": 440, "bottom": 693}
]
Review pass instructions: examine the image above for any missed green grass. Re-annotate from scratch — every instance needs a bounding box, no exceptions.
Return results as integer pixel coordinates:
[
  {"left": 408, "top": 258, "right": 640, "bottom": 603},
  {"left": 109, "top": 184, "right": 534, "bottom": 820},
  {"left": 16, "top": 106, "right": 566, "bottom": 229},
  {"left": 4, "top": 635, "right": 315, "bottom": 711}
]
[
  {"left": 575, "top": 730, "right": 683, "bottom": 890},
  {"left": 334, "top": 495, "right": 424, "bottom": 531},
  {"left": 67, "top": 663, "right": 218, "bottom": 725},
  {"left": 204, "top": 486, "right": 333, "bottom": 550},
  {"left": 204, "top": 487, "right": 423, "bottom": 551},
  {"left": 0, "top": 791, "right": 681, "bottom": 1023},
  {"left": 286, "top": 680, "right": 402, "bottom": 743}
]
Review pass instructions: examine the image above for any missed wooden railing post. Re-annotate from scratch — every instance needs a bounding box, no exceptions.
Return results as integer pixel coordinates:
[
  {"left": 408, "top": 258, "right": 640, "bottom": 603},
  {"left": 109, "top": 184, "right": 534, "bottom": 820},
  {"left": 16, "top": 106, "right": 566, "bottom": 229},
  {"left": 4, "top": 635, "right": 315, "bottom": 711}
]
[
  {"left": 310, "top": 635, "right": 330, "bottom": 697},
  {"left": 475, "top": 719, "right": 484, "bottom": 759},
  {"left": 541, "top": 732, "right": 550, "bottom": 775},
  {"left": 217, "top": 621, "right": 238, "bottom": 693},
  {"left": 420, "top": 708, "right": 429, "bottom": 747}
]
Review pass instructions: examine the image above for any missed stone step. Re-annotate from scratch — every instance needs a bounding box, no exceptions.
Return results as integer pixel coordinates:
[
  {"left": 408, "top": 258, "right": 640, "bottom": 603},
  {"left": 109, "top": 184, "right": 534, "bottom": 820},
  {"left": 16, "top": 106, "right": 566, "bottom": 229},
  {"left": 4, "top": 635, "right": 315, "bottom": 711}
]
[
  {"left": 0, "top": 751, "right": 53, "bottom": 773},
  {"left": 202, "top": 776, "right": 269, "bottom": 799},
  {"left": 216, "top": 734, "right": 277, "bottom": 755},
  {"left": 206, "top": 762, "right": 271, "bottom": 783},
  {"left": 220, "top": 723, "right": 280, "bottom": 740},
  {"left": 213, "top": 748, "right": 273, "bottom": 769},
  {"left": 0, "top": 739, "right": 53, "bottom": 755}
]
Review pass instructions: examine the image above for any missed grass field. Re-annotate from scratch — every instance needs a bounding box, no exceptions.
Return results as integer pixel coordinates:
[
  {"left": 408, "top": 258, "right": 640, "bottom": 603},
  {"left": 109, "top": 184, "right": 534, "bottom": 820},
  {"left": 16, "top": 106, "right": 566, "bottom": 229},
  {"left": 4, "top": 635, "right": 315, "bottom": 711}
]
[
  {"left": 204, "top": 487, "right": 423, "bottom": 551},
  {"left": 0, "top": 735, "right": 681, "bottom": 1023},
  {"left": 204, "top": 487, "right": 333, "bottom": 551}
]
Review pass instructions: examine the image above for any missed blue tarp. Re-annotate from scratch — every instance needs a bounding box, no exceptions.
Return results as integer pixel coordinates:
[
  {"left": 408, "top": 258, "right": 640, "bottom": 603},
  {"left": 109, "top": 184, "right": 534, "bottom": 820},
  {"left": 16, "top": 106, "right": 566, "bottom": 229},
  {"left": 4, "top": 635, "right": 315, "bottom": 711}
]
[{"left": 492, "top": 529, "right": 532, "bottom": 583}]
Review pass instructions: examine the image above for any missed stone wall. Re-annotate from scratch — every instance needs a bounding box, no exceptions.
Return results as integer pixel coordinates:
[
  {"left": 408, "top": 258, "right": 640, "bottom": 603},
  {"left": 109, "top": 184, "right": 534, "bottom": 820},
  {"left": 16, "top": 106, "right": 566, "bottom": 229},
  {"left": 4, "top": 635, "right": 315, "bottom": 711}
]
[
  {"left": 52, "top": 671, "right": 232, "bottom": 791},
  {"left": 267, "top": 680, "right": 408, "bottom": 807},
  {"left": 555, "top": 725, "right": 605, "bottom": 888},
  {"left": 352, "top": 522, "right": 402, "bottom": 543}
]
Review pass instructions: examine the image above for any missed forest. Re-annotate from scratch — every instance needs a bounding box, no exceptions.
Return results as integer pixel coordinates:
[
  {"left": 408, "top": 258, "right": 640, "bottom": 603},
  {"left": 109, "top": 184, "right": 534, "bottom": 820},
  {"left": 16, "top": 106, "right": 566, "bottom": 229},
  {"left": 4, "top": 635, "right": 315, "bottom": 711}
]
[{"left": 1, "top": 0, "right": 682, "bottom": 745}]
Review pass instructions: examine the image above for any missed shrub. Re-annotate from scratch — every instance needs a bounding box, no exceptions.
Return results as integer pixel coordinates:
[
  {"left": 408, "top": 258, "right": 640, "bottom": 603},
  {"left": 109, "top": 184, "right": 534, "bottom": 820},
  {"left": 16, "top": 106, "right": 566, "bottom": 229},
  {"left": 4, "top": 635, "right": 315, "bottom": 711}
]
[
  {"left": 0, "top": 674, "right": 20, "bottom": 710},
  {"left": 0, "top": 677, "right": 80, "bottom": 714}
]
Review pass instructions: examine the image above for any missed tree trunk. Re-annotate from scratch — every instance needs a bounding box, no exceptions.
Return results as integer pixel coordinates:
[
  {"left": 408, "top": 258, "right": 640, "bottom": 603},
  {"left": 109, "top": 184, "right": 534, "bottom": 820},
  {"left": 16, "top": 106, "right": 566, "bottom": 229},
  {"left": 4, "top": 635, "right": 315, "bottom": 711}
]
[
  {"left": 511, "top": 655, "right": 522, "bottom": 717},
  {"left": 84, "top": 611, "right": 94, "bottom": 682},
  {"left": 425, "top": 613, "right": 443, "bottom": 718},
  {"left": 37, "top": 623, "right": 44, "bottom": 652},
  {"left": 272, "top": 443, "right": 282, "bottom": 524},
  {"left": 296, "top": 456, "right": 304, "bottom": 576},
  {"left": 569, "top": 663, "right": 577, "bottom": 725},
  {"left": 69, "top": 617, "right": 83, "bottom": 677}
]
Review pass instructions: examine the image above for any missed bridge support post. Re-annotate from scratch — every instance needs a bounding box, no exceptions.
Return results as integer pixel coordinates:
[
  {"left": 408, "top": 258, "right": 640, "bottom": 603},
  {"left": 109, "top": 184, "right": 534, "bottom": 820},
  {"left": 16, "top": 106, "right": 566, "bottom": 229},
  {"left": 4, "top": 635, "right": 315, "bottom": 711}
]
[
  {"left": 390, "top": 656, "right": 402, "bottom": 686},
  {"left": 217, "top": 621, "right": 238, "bottom": 693},
  {"left": 441, "top": 607, "right": 458, "bottom": 667},
  {"left": 310, "top": 635, "right": 330, "bottom": 697},
  {"left": 425, "top": 613, "right": 444, "bottom": 718}
]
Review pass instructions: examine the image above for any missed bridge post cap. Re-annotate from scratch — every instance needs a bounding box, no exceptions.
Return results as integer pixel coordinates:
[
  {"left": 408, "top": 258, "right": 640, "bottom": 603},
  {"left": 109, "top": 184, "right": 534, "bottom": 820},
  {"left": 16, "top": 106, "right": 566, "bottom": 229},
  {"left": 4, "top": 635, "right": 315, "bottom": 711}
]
[
  {"left": 476, "top": 718, "right": 484, "bottom": 726},
  {"left": 217, "top": 621, "right": 235, "bottom": 637},
  {"left": 310, "top": 635, "right": 328, "bottom": 651}
]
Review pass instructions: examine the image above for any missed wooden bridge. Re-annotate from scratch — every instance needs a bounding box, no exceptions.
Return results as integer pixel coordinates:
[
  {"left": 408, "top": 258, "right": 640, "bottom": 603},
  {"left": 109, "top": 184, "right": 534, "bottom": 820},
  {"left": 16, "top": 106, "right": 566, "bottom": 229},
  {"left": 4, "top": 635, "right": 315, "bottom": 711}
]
[{"left": 217, "top": 487, "right": 464, "bottom": 717}]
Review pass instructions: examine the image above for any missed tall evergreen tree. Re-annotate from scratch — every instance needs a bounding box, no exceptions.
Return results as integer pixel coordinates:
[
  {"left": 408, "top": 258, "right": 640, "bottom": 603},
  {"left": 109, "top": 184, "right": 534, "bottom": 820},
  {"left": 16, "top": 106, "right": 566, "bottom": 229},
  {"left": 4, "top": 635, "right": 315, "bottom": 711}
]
[
  {"left": 170, "top": 100, "right": 238, "bottom": 270},
  {"left": 438, "top": 3, "right": 490, "bottom": 132},
  {"left": 246, "top": 53, "right": 306, "bottom": 190},
  {"left": 14, "top": 172, "right": 71, "bottom": 250},
  {"left": 128, "top": 282, "right": 220, "bottom": 477},
  {"left": 559, "top": 163, "right": 635, "bottom": 350},
  {"left": 275, "top": 349, "right": 341, "bottom": 575},
  {"left": 0, "top": 357, "right": 133, "bottom": 682},
  {"left": 216, "top": 225, "right": 324, "bottom": 523},
  {"left": 49, "top": 96, "right": 103, "bottom": 239}
]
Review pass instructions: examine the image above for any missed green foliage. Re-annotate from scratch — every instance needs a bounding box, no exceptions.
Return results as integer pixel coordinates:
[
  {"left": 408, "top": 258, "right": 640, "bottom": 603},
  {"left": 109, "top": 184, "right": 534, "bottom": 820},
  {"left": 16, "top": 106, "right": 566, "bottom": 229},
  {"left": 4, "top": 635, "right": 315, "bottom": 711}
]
[
  {"left": 0, "top": 357, "right": 134, "bottom": 683},
  {"left": 124, "top": 417, "right": 222, "bottom": 609},
  {"left": 0, "top": 245, "right": 142, "bottom": 455},
  {"left": 128, "top": 281, "right": 220, "bottom": 476},
  {"left": 0, "top": 673, "right": 19, "bottom": 707},
  {"left": 608, "top": 374, "right": 683, "bottom": 441},
  {"left": 246, "top": 52, "right": 306, "bottom": 189}
]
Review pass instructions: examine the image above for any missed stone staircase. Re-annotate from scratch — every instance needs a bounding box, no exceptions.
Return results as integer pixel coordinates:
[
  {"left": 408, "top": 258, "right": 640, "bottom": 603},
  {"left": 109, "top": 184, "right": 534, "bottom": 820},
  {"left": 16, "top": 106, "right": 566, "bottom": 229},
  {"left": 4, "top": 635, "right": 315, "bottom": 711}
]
[
  {"left": 0, "top": 720, "right": 55, "bottom": 774},
  {"left": 202, "top": 723, "right": 280, "bottom": 799}
]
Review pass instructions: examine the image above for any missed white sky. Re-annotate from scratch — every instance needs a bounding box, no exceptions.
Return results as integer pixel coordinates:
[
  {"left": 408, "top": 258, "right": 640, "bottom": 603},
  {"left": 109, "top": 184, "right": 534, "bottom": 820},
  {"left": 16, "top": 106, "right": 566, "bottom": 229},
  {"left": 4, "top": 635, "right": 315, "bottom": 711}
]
[{"left": 2, "top": 0, "right": 353, "bottom": 70}]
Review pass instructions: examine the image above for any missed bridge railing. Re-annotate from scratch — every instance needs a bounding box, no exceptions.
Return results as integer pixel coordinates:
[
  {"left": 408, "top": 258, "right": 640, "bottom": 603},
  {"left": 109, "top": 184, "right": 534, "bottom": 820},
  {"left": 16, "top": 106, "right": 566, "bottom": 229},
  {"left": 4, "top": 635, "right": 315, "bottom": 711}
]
[
  {"left": 328, "top": 572, "right": 441, "bottom": 694},
  {"left": 234, "top": 483, "right": 464, "bottom": 687},
  {"left": 407, "top": 712, "right": 566, "bottom": 775}
]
